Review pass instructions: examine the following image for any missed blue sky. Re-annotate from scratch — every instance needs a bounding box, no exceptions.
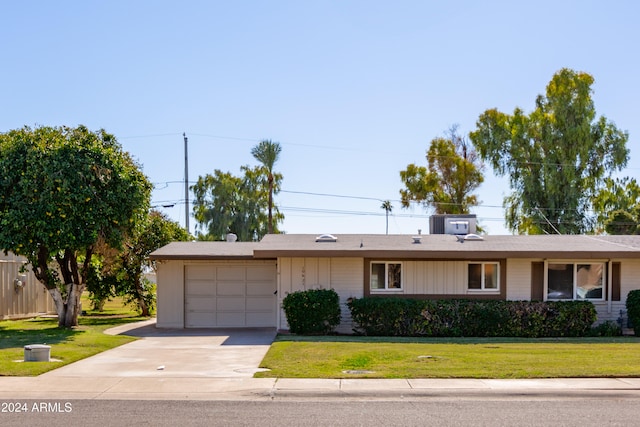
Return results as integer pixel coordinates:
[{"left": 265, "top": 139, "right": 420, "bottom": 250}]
[{"left": 3, "top": 1, "right": 639, "bottom": 236}]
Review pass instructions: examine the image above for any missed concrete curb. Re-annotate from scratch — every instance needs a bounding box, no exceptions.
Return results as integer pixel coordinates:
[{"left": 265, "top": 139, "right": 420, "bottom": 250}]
[{"left": 2, "top": 377, "right": 640, "bottom": 401}]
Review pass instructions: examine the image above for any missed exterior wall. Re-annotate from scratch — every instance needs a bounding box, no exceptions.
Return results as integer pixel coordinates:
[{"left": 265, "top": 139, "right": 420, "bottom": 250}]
[
  {"left": 156, "top": 259, "right": 185, "bottom": 328},
  {"left": 277, "top": 257, "right": 363, "bottom": 334},
  {"left": 0, "top": 254, "right": 55, "bottom": 320},
  {"left": 156, "top": 254, "right": 640, "bottom": 332},
  {"left": 365, "top": 259, "right": 505, "bottom": 300},
  {"left": 402, "top": 261, "right": 466, "bottom": 295},
  {"left": 505, "top": 258, "right": 535, "bottom": 300},
  {"left": 596, "top": 258, "right": 640, "bottom": 325}
]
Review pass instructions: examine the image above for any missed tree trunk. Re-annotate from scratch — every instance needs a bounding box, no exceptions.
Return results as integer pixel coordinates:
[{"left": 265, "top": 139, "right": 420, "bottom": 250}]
[
  {"left": 33, "top": 246, "right": 89, "bottom": 328},
  {"left": 64, "top": 283, "right": 83, "bottom": 327},
  {"left": 47, "top": 287, "right": 66, "bottom": 325},
  {"left": 46, "top": 286, "right": 82, "bottom": 328},
  {"left": 267, "top": 175, "right": 274, "bottom": 234},
  {"left": 134, "top": 275, "right": 150, "bottom": 316}
]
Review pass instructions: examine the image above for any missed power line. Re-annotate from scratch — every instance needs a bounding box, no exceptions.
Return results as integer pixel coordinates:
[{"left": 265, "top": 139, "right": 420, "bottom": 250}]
[
  {"left": 119, "top": 131, "right": 640, "bottom": 172},
  {"left": 119, "top": 133, "right": 182, "bottom": 139}
]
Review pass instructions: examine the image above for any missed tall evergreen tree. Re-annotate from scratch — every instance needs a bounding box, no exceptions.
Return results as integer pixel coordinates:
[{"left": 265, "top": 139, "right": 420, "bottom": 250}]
[
  {"left": 470, "top": 68, "right": 629, "bottom": 234},
  {"left": 400, "top": 126, "right": 484, "bottom": 214}
]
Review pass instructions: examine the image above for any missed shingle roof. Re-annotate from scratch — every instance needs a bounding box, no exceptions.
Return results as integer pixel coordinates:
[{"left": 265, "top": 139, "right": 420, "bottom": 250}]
[
  {"left": 150, "top": 241, "right": 260, "bottom": 260},
  {"left": 150, "top": 234, "right": 640, "bottom": 260},
  {"left": 253, "top": 234, "right": 640, "bottom": 259}
]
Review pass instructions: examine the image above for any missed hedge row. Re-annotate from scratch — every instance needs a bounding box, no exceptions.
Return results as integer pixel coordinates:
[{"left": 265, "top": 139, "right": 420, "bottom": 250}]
[
  {"left": 347, "top": 298, "right": 597, "bottom": 337},
  {"left": 626, "top": 289, "right": 640, "bottom": 336}
]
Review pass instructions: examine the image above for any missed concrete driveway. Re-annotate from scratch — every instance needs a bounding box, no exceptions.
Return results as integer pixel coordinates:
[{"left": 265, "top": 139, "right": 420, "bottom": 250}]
[{"left": 41, "top": 319, "right": 277, "bottom": 379}]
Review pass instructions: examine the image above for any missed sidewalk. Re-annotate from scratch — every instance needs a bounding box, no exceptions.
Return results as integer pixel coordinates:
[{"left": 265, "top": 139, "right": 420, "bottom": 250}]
[{"left": 2, "top": 376, "right": 640, "bottom": 401}]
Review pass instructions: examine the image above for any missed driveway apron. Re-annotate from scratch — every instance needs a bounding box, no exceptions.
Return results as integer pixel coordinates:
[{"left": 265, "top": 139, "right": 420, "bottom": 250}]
[{"left": 41, "top": 320, "right": 277, "bottom": 378}]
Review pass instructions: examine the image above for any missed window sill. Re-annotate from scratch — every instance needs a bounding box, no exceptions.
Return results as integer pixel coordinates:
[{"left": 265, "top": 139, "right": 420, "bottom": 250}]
[
  {"left": 467, "top": 289, "right": 500, "bottom": 294},
  {"left": 370, "top": 289, "right": 404, "bottom": 294}
]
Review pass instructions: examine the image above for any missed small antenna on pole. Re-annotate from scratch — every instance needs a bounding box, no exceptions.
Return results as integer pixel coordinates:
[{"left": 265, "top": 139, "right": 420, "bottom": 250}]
[{"left": 183, "top": 132, "right": 189, "bottom": 233}]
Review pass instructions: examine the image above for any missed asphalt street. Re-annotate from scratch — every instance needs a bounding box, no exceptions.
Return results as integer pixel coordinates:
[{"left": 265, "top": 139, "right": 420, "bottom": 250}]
[{"left": 2, "top": 394, "right": 640, "bottom": 427}]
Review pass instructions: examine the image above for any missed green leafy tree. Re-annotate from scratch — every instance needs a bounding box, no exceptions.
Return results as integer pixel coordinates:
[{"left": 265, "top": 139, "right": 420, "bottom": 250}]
[
  {"left": 400, "top": 126, "right": 484, "bottom": 214},
  {"left": 251, "top": 139, "right": 282, "bottom": 234},
  {"left": 88, "top": 210, "right": 191, "bottom": 315},
  {"left": 0, "top": 125, "right": 151, "bottom": 327},
  {"left": 592, "top": 177, "right": 640, "bottom": 234},
  {"left": 192, "top": 166, "right": 283, "bottom": 241},
  {"left": 470, "top": 68, "right": 629, "bottom": 234}
]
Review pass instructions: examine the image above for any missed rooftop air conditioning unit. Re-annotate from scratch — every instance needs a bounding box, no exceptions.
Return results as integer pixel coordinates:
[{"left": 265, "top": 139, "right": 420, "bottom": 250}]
[{"left": 429, "top": 214, "right": 477, "bottom": 235}]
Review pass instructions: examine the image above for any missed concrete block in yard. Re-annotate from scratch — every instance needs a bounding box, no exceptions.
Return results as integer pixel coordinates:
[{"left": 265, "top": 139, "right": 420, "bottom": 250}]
[{"left": 24, "top": 344, "right": 51, "bottom": 362}]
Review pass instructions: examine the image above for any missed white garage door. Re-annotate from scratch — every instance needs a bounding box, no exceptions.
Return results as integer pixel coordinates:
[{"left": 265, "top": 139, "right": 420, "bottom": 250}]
[{"left": 184, "top": 261, "right": 276, "bottom": 328}]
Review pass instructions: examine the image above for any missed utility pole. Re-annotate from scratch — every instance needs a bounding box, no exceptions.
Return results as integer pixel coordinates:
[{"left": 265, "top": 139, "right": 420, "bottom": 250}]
[{"left": 183, "top": 132, "right": 189, "bottom": 233}]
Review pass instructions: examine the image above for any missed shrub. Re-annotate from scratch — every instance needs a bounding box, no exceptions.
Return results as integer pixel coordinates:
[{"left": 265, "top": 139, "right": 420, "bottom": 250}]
[
  {"left": 282, "top": 288, "right": 341, "bottom": 335},
  {"left": 626, "top": 289, "right": 640, "bottom": 337},
  {"left": 590, "top": 321, "right": 622, "bottom": 337},
  {"left": 348, "top": 297, "right": 596, "bottom": 337}
]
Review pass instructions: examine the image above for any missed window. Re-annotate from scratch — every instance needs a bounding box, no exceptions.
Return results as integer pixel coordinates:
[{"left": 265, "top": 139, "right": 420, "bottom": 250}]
[
  {"left": 547, "top": 262, "right": 604, "bottom": 301},
  {"left": 370, "top": 262, "right": 402, "bottom": 290},
  {"left": 468, "top": 262, "right": 499, "bottom": 291}
]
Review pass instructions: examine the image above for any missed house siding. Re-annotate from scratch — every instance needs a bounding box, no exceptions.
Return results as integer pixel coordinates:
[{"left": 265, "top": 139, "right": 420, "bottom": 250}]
[
  {"left": 364, "top": 259, "right": 506, "bottom": 300},
  {"left": 156, "top": 260, "right": 185, "bottom": 328},
  {"left": 506, "top": 259, "right": 534, "bottom": 300},
  {"left": 403, "top": 261, "right": 466, "bottom": 295},
  {"left": 277, "top": 257, "right": 363, "bottom": 334},
  {"left": 596, "top": 258, "right": 640, "bottom": 326}
]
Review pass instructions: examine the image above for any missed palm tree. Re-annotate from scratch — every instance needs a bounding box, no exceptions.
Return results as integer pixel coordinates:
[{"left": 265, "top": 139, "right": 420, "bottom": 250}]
[
  {"left": 251, "top": 139, "right": 282, "bottom": 234},
  {"left": 381, "top": 200, "right": 393, "bottom": 234}
]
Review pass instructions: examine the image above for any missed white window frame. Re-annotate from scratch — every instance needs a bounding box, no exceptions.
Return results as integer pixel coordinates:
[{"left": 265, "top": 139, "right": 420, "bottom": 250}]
[
  {"left": 467, "top": 262, "right": 500, "bottom": 292},
  {"left": 544, "top": 260, "right": 606, "bottom": 302},
  {"left": 370, "top": 261, "right": 403, "bottom": 291}
]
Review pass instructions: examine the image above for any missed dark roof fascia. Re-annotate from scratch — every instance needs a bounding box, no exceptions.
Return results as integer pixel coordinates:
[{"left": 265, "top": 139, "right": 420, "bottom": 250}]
[
  {"left": 252, "top": 249, "right": 640, "bottom": 259},
  {"left": 149, "top": 254, "right": 262, "bottom": 261}
]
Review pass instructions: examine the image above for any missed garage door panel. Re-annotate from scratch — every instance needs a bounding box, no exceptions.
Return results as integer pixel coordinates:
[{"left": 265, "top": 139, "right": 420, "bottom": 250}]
[
  {"left": 246, "top": 282, "right": 275, "bottom": 296},
  {"left": 185, "top": 311, "right": 215, "bottom": 327},
  {"left": 217, "top": 312, "right": 245, "bottom": 326},
  {"left": 185, "top": 265, "right": 215, "bottom": 281},
  {"left": 217, "top": 266, "right": 245, "bottom": 281},
  {"left": 186, "top": 280, "right": 215, "bottom": 295},
  {"left": 246, "top": 297, "right": 273, "bottom": 310},
  {"left": 217, "top": 297, "right": 245, "bottom": 311},
  {"left": 216, "top": 282, "right": 245, "bottom": 296},
  {"left": 246, "top": 312, "right": 275, "bottom": 326},
  {"left": 187, "top": 296, "right": 216, "bottom": 311},
  {"left": 246, "top": 266, "right": 275, "bottom": 281}
]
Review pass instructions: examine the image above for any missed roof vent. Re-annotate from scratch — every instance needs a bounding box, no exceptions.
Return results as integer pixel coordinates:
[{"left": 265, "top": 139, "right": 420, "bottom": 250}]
[
  {"left": 412, "top": 236, "right": 422, "bottom": 244},
  {"left": 315, "top": 234, "right": 337, "bottom": 243},
  {"left": 464, "top": 234, "right": 484, "bottom": 241},
  {"left": 456, "top": 233, "right": 484, "bottom": 243},
  {"left": 226, "top": 233, "right": 238, "bottom": 242}
]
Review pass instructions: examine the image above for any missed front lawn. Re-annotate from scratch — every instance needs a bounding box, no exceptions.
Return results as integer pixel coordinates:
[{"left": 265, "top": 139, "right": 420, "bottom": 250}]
[
  {"left": 0, "top": 296, "right": 148, "bottom": 376},
  {"left": 255, "top": 335, "right": 640, "bottom": 379}
]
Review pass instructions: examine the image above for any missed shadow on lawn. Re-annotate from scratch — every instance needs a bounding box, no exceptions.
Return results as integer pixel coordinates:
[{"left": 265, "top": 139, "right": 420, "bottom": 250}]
[
  {"left": 0, "top": 321, "right": 78, "bottom": 348},
  {"left": 0, "top": 315, "right": 148, "bottom": 349}
]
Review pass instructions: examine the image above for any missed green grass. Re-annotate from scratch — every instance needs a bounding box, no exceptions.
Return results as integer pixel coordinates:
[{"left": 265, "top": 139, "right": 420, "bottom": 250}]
[
  {"left": 0, "top": 295, "right": 148, "bottom": 376},
  {"left": 255, "top": 335, "right": 640, "bottom": 379}
]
